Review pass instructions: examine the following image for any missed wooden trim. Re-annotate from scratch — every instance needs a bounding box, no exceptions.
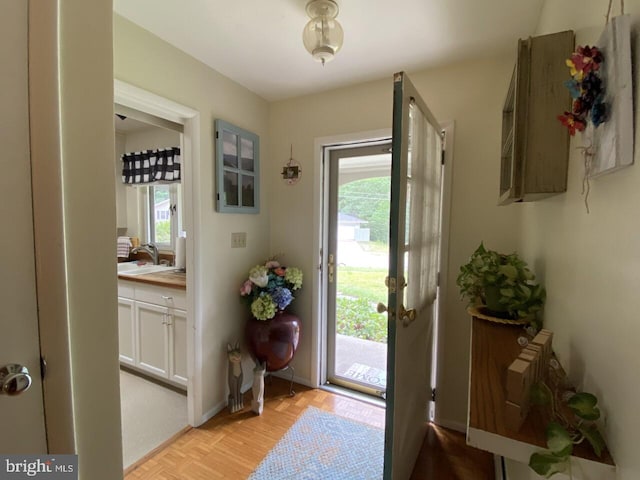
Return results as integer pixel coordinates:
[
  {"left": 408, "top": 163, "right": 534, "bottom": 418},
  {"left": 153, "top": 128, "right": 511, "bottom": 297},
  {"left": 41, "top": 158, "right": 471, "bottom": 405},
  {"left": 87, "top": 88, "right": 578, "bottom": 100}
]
[{"left": 123, "top": 425, "right": 192, "bottom": 477}]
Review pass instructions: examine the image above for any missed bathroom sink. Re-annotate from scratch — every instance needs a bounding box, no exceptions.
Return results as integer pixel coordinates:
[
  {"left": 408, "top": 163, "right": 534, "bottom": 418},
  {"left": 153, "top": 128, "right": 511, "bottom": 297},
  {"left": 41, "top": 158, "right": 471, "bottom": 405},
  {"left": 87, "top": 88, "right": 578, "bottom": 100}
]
[{"left": 117, "top": 262, "right": 175, "bottom": 276}]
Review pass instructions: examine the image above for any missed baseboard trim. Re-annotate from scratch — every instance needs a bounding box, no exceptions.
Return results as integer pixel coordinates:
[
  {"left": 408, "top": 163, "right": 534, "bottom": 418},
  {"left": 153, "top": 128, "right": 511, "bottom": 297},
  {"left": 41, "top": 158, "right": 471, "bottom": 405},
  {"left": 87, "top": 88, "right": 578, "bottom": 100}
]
[
  {"left": 270, "top": 371, "right": 314, "bottom": 388},
  {"left": 433, "top": 418, "right": 467, "bottom": 434},
  {"left": 200, "top": 399, "right": 226, "bottom": 426},
  {"left": 123, "top": 425, "right": 192, "bottom": 476}
]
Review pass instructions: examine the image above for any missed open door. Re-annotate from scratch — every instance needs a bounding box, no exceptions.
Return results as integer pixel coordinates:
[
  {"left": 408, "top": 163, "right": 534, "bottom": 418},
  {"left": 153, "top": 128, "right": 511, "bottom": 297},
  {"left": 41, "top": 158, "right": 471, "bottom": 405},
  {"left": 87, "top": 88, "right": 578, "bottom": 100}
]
[
  {"left": 0, "top": 0, "right": 47, "bottom": 452},
  {"left": 383, "top": 72, "right": 444, "bottom": 479}
]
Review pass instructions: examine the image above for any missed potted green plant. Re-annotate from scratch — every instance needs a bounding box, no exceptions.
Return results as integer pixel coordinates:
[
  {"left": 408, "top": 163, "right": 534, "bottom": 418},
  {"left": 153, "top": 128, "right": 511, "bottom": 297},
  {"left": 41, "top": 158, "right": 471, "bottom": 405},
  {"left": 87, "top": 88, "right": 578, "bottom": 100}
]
[{"left": 456, "top": 243, "right": 546, "bottom": 325}]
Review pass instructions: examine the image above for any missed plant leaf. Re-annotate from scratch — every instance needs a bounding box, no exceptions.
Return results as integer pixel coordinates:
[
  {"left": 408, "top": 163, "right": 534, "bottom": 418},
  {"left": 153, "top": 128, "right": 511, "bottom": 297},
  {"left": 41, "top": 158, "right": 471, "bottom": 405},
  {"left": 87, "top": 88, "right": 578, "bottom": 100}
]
[
  {"left": 499, "top": 264, "right": 518, "bottom": 280},
  {"left": 546, "top": 422, "right": 573, "bottom": 457},
  {"left": 530, "top": 382, "right": 552, "bottom": 406},
  {"left": 500, "top": 288, "right": 514, "bottom": 298},
  {"left": 578, "top": 424, "right": 605, "bottom": 457},
  {"left": 567, "top": 392, "right": 601, "bottom": 421},
  {"left": 529, "top": 452, "right": 570, "bottom": 478}
]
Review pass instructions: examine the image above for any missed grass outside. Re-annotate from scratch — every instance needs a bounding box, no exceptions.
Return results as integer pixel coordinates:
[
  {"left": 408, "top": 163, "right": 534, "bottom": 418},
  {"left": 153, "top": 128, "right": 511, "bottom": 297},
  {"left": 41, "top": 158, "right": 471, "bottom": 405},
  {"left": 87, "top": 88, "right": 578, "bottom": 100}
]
[
  {"left": 336, "top": 266, "right": 388, "bottom": 343},
  {"left": 358, "top": 241, "right": 389, "bottom": 254}
]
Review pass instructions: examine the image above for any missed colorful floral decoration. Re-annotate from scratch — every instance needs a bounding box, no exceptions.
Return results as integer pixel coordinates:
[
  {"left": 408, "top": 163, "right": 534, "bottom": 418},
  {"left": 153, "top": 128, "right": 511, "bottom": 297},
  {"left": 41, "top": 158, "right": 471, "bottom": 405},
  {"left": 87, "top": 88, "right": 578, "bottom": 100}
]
[
  {"left": 558, "top": 45, "right": 607, "bottom": 135},
  {"left": 240, "top": 259, "right": 303, "bottom": 320}
]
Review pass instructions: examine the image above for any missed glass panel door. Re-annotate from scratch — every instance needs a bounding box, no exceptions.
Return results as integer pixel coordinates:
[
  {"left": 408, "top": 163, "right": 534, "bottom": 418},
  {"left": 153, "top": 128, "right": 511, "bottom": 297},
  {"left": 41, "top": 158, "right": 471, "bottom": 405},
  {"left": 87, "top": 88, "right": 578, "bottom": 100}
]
[{"left": 326, "top": 141, "right": 392, "bottom": 398}]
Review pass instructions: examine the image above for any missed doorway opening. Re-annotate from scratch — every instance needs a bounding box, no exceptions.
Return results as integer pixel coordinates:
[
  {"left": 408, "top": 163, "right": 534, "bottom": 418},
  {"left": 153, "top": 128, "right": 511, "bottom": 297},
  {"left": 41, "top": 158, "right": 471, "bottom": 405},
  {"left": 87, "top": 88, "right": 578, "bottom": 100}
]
[
  {"left": 113, "top": 80, "right": 201, "bottom": 473},
  {"left": 324, "top": 140, "right": 392, "bottom": 399},
  {"left": 114, "top": 111, "right": 189, "bottom": 469}
]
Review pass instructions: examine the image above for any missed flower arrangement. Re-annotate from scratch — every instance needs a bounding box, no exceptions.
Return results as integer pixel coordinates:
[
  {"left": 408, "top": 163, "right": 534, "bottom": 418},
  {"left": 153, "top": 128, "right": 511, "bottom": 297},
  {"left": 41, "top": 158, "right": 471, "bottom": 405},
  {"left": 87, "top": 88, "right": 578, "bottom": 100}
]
[
  {"left": 240, "top": 259, "right": 303, "bottom": 320},
  {"left": 558, "top": 45, "right": 606, "bottom": 136}
]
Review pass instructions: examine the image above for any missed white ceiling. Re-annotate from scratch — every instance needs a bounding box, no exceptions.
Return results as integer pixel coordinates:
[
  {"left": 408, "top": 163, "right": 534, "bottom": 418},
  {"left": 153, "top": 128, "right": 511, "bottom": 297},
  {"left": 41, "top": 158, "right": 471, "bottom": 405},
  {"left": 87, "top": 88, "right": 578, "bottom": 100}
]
[{"left": 114, "top": 0, "right": 544, "bottom": 101}]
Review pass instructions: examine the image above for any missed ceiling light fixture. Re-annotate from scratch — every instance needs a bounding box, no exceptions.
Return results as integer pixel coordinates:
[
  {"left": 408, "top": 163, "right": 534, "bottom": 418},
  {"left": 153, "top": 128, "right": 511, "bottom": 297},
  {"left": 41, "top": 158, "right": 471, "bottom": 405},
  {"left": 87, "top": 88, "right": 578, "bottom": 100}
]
[{"left": 302, "top": 0, "right": 343, "bottom": 66}]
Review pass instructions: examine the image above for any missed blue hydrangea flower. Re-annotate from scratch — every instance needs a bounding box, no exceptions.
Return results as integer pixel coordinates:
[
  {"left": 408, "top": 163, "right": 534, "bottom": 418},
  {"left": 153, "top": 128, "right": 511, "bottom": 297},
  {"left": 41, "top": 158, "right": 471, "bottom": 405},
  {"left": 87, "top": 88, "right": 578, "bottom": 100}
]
[{"left": 271, "top": 287, "right": 293, "bottom": 310}]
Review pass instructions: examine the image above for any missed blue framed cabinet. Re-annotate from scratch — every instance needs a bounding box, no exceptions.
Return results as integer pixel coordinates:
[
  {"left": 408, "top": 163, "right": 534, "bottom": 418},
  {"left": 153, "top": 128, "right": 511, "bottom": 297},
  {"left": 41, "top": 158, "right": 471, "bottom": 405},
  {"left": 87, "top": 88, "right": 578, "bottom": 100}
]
[{"left": 215, "top": 119, "right": 260, "bottom": 213}]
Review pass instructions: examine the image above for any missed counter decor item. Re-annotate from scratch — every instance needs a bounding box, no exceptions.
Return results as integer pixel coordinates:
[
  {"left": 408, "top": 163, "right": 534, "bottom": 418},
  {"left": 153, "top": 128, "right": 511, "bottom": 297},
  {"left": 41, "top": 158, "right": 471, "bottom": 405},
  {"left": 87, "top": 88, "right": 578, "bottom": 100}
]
[{"left": 457, "top": 243, "right": 545, "bottom": 327}]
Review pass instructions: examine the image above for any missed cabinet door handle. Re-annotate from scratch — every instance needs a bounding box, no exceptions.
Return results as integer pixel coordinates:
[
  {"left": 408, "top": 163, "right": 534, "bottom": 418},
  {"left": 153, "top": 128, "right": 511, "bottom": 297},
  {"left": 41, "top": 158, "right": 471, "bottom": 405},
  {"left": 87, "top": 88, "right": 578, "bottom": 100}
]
[{"left": 162, "top": 295, "right": 173, "bottom": 300}]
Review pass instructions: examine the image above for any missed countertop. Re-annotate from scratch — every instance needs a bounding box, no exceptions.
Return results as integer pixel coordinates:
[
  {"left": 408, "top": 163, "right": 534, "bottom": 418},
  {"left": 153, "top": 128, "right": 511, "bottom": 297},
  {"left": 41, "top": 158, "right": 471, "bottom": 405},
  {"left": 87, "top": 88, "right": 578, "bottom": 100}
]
[{"left": 118, "top": 270, "right": 186, "bottom": 290}]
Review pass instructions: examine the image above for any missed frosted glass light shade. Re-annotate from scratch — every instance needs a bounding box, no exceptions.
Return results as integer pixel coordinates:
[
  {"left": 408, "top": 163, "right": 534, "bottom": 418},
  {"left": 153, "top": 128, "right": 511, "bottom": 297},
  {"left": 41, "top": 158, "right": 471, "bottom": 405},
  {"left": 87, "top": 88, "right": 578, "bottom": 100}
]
[{"left": 302, "top": 0, "right": 343, "bottom": 65}]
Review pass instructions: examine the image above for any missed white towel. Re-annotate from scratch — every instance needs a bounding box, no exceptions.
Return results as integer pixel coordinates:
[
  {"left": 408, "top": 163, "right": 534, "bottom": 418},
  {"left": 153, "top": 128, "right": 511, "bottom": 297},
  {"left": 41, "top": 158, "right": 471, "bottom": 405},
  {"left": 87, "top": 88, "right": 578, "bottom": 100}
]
[{"left": 117, "top": 236, "right": 132, "bottom": 258}]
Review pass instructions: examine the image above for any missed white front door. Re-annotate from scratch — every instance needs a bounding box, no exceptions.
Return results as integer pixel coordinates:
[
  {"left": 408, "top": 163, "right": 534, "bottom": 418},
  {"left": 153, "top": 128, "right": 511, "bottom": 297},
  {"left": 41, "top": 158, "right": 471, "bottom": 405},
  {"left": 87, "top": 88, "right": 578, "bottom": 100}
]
[
  {"left": 384, "top": 72, "right": 444, "bottom": 479},
  {"left": 0, "top": 0, "right": 47, "bottom": 453}
]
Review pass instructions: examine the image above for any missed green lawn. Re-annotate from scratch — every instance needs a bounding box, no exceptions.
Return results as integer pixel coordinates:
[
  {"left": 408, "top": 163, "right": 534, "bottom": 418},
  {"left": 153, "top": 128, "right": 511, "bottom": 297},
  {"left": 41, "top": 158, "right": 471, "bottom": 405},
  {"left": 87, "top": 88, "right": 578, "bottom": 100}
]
[
  {"left": 336, "top": 266, "right": 388, "bottom": 343},
  {"left": 336, "top": 266, "right": 387, "bottom": 302}
]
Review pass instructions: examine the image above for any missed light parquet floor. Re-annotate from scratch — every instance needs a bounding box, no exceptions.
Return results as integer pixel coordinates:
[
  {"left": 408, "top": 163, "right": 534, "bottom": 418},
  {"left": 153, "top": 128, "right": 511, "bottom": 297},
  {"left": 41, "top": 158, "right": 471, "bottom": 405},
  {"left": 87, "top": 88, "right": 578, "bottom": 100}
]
[{"left": 125, "top": 377, "right": 493, "bottom": 480}]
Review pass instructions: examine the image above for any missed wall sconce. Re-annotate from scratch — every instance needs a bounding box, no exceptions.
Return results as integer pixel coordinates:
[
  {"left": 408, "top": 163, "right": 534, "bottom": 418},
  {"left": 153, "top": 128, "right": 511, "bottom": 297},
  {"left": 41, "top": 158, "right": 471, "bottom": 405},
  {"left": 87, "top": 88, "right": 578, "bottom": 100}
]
[{"left": 302, "top": 0, "right": 344, "bottom": 65}]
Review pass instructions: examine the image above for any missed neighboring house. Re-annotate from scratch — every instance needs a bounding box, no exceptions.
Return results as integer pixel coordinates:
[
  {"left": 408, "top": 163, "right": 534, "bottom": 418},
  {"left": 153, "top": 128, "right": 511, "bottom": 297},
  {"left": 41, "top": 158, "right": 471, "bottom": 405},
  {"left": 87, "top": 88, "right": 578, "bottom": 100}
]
[
  {"left": 155, "top": 198, "right": 170, "bottom": 221},
  {"left": 338, "top": 212, "right": 370, "bottom": 242}
]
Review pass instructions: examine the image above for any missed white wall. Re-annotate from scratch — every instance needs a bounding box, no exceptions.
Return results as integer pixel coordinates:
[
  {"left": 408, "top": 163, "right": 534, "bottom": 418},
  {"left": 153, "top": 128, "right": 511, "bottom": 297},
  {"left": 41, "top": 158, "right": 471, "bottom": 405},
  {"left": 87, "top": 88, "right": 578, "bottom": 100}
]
[
  {"left": 114, "top": 14, "right": 271, "bottom": 421},
  {"left": 511, "top": 1, "right": 640, "bottom": 478},
  {"left": 269, "top": 55, "right": 521, "bottom": 426}
]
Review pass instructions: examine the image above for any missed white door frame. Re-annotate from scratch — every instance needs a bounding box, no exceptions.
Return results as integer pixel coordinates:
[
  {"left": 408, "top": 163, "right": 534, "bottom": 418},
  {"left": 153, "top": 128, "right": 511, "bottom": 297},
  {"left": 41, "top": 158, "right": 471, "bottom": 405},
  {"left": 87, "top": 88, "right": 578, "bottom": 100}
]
[
  {"left": 311, "top": 129, "right": 391, "bottom": 388},
  {"left": 433, "top": 121, "right": 455, "bottom": 429},
  {"left": 310, "top": 124, "right": 454, "bottom": 419},
  {"left": 114, "top": 79, "right": 202, "bottom": 426}
]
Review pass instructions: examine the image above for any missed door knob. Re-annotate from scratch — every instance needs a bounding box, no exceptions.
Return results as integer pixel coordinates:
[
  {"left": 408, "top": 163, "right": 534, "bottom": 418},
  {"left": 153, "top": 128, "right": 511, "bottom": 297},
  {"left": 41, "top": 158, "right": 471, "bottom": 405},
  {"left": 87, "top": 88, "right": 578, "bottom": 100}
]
[
  {"left": 376, "top": 303, "right": 395, "bottom": 316},
  {"left": 0, "top": 364, "right": 32, "bottom": 396}
]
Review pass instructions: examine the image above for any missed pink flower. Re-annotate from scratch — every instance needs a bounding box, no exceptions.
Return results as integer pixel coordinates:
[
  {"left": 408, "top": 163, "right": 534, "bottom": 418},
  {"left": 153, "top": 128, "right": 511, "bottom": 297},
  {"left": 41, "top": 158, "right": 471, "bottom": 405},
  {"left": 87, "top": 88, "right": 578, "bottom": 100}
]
[
  {"left": 240, "top": 280, "right": 253, "bottom": 296},
  {"left": 265, "top": 260, "right": 280, "bottom": 268},
  {"left": 274, "top": 267, "right": 286, "bottom": 276}
]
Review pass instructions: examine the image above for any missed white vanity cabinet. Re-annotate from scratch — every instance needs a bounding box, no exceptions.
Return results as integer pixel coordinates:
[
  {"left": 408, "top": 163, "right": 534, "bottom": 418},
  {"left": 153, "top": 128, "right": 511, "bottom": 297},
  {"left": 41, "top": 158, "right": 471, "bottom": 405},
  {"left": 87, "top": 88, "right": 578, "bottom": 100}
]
[
  {"left": 118, "top": 279, "right": 187, "bottom": 389},
  {"left": 117, "top": 297, "right": 136, "bottom": 366}
]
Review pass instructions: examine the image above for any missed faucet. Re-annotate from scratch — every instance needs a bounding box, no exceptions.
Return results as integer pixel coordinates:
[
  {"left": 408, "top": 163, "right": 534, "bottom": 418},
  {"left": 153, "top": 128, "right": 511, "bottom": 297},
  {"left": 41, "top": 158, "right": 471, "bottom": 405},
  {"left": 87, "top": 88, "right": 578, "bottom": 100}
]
[{"left": 131, "top": 243, "right": 159, "bottom": 265}]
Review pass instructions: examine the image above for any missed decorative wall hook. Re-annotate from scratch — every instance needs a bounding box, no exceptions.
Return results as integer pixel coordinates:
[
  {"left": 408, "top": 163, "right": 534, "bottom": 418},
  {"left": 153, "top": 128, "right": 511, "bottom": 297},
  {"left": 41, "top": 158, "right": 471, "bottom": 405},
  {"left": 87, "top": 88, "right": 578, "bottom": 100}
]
[{"left": 282, "top": 144, "right": 302, "bottom": 185}]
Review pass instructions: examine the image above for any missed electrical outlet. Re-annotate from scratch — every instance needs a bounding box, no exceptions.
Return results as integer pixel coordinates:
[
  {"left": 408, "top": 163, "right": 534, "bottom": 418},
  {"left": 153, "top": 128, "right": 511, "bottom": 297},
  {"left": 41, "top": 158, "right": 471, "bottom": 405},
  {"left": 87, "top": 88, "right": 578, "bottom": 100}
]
[{"left": 231, "top": 232, "right": 247, "bottom": 248}]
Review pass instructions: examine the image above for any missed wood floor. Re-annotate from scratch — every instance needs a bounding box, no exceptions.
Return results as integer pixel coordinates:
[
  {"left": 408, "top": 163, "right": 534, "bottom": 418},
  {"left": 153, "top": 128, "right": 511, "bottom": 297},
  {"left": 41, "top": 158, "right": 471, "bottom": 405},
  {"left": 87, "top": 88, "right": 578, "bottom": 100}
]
[{"left": 125, "top": 378, "right": 494, "bottom": 479}]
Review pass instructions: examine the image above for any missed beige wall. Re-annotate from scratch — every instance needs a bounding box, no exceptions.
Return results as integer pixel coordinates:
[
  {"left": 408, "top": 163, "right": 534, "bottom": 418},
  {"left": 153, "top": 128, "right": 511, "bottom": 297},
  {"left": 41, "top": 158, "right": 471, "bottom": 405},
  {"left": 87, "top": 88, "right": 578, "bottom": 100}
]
[
  {"left": 29, "top": 1, "right": 123, "bottom": 473},
  {"left": 269, "top": 55, "right": 521, "bottom": 426},
  {"left": 512, "top": 1, "right": 640, "bottom": 478},
  {"left": 114, "top": 14, "right": 271, "bottom": 419}
]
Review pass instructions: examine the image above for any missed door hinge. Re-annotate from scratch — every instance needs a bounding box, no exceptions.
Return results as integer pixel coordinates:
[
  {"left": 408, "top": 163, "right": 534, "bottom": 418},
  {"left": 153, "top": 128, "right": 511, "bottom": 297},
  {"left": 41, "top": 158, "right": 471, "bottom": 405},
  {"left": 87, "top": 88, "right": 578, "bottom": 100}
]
[
  {"left": 40, "top": 356, "right": 47, "bottom": 380},
  {"left": 437, "top": 271, "right": 440, "bottom": 287},
  {"left": 431, "top": 388, "right": 436, "bottom": 402}
]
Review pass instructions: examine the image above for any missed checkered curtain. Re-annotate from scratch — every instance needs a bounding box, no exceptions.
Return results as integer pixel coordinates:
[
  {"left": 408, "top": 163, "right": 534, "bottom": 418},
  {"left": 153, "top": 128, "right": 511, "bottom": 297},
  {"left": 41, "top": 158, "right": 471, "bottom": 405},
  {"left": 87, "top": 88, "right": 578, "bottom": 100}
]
[{"left": 122, "top": 147, "right": 181, "bottom": 184}]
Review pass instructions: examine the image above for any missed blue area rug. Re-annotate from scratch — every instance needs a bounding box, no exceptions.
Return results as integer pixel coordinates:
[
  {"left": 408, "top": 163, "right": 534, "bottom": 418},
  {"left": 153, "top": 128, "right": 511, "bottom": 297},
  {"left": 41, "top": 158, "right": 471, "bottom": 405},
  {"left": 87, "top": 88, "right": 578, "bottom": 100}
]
[{"left": 249, "top": 406, "right": 384, "bottom": 480}]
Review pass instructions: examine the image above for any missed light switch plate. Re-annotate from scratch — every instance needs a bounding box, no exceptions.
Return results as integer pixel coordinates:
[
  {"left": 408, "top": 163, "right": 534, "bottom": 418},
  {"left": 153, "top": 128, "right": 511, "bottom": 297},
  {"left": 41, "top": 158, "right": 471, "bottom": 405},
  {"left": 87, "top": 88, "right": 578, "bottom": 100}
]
[{"left": 231, "top": 232, "right": 247, "bottom": 248}]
